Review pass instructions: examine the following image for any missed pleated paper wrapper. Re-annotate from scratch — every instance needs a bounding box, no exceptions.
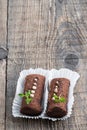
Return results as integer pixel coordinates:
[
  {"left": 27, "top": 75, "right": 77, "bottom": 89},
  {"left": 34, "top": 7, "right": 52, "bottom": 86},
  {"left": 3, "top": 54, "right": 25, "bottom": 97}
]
[{"left": 12, "top": 68, "right": 80, "bottom": 121}]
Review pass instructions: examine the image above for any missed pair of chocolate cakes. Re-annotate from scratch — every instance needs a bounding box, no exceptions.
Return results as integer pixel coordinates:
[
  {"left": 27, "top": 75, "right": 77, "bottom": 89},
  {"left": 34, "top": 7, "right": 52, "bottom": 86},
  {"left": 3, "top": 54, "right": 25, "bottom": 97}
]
[{"left": 19, "top": 74, "right": 70, "bottom": 118}]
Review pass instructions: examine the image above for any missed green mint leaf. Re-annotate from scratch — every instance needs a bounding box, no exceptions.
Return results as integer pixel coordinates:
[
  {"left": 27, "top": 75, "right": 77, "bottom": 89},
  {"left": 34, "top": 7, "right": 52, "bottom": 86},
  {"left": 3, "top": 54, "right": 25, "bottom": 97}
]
[
  {"left": 25, "top": 91, "right": 28, "bottom": 96},
  {"left": 27, "top": 90, "right": 31, "bottom": 95},
  {"left": 18, "top": 93, "right": 25, "bottom": 97},
  {"left": 25, "top": 92, "right": 29, "bottom": 98},
  {"left": 25, "top": 98, "right": 32, "bottom": 104},
  {"left": 54, "top": 97, "right": 66, "bottom": 103},
  {"left": 59, "top": 97, "right": 66, "bottom": 102},
  {"left": 53, "top": 93, "right": 58, "bottom": 99},
  {"left": 19, "top": 90, "right": 33, "bottom": 105},
  {"left": 25, "top": 90, "right": 31, "bottom": 97},
  {"left": 55, "top": 98, "right": 59, "bottom": 103},
  {"left": 53, "top": 93, "right": 66, "bottom": 103}
]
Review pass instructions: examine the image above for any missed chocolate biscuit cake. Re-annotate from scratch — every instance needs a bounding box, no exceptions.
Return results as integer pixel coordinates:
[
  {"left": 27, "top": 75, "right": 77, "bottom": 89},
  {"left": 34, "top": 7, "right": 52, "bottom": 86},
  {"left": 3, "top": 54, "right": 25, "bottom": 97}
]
[
  {"left": 46, "top": 78, "right": 70, "bottom": 118},
  {"left": 20, "top": 74, "right": 45, "bottom": 116}
]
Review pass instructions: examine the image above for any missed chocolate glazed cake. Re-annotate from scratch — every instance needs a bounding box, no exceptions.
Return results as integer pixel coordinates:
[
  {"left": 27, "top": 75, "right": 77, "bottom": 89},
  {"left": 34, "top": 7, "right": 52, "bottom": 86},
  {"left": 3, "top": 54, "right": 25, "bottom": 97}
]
[
  {"left": 46, "top": 78, "right": 70, "bottom": 118},
  {"left": 20, "top": 74, "right": 45, "bottom": 116}
]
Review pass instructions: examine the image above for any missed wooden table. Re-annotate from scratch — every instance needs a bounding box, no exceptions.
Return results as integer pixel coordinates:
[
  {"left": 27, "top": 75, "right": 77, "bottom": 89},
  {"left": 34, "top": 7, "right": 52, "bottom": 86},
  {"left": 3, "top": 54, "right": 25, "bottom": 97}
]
[{"left": 0, "top": 0, "right": 87, "bottom": 130}]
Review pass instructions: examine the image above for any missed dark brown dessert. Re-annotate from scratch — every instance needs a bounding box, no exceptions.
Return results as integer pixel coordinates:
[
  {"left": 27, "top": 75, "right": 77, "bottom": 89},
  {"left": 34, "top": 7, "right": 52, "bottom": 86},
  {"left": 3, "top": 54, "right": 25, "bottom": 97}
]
[
  {"left": 20, "top": 74, "right": 45, "bottom": 116},
  {"left": 46, "top": 78, "right": 70, "bottom": 118}
]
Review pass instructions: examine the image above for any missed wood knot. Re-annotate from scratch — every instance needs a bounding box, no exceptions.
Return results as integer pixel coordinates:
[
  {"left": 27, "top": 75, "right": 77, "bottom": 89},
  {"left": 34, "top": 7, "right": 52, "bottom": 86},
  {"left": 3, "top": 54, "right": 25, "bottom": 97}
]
[
  {"left": 0, "top": 47, "right": 8, "bottom": 60},
  {"left": 64, "top": 53, "right": 79, "bottom": 69},
  {"left": 58, "top": 0, "right": 63, "bottom": 4}
]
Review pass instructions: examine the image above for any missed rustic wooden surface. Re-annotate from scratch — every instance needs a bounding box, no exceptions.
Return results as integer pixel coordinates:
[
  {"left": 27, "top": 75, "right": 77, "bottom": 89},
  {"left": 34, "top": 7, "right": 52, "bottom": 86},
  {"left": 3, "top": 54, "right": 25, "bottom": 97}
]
[
  {"left": 0, "top": 0, "right": 87, "bottom": 130},
  {"left": 0, "top": 0, "right": 7, "bottom": 130}
]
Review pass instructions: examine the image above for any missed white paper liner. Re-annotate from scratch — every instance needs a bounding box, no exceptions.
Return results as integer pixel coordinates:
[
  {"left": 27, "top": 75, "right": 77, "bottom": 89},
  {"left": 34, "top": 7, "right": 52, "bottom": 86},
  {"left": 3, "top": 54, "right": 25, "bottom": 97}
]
[
  {"left": 12, "top": 68, "right": 80, "bottom": 121},
  {"left": 42, "top": 68, "right": 80, "bottom": 121},
  {"left": 12, "top": 68, "right": 49, "bottom": 119}
]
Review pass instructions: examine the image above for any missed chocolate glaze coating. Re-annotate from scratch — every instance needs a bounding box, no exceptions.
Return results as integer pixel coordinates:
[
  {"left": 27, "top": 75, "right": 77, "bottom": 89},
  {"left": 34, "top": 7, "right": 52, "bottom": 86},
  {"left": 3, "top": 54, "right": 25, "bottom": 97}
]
[
  {"left": 20, "top": 74, "right": 45, "bottom": 116},
  {"left": 46, "top": 78, "right": 70, "bottom": 118}
]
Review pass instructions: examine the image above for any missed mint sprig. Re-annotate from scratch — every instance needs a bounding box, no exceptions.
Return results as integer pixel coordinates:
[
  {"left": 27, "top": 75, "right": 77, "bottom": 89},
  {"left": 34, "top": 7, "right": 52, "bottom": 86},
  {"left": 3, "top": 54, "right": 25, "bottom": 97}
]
[
  {"left": 25, "top": 98, "right": 32, "bottom": 104},
  {"left": 19, "top": 90, "right": 32, "bottom": 104},
  {"left": 53, "top": 93, "right": 66, "bottom": 103},
  {"left": 19, "top": 93, "right": 25, "bottom": 97}
]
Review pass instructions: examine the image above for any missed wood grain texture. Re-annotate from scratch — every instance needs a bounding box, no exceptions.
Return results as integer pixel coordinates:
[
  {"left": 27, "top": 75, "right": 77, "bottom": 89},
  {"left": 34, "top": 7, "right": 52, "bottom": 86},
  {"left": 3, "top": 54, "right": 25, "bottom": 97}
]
[
  {"left": 0, "top": 0, "right": 7, "bottom": 47},
  {"left": 0, "top": 60, "right": 6, "bottom": 130},
  {"left": 0, "top": 0, "right": 7, "bottom": 130},
  {"left": 6, "top": 0, "right": 87, "bottom": 130}
]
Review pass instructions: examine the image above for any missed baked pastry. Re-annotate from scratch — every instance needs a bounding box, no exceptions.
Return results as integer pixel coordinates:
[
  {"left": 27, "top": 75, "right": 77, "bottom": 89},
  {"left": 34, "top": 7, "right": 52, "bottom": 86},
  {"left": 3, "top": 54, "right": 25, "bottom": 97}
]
[
  {"left": 19, "top": 74, "right": 45, "bottom": 116},
  {"left": 46, "top": 78, "right": 70, "bottom": 118}
]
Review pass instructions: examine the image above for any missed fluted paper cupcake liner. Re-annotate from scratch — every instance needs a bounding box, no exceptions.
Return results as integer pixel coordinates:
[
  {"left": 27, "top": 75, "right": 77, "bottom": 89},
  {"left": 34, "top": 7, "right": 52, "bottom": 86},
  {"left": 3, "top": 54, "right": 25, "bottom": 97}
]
[
  {"left": 42, "top": 68, "right": 80, "bottom": 121},
  {"left": 12, "top": 68, "right": 80, "bottom": 121}
]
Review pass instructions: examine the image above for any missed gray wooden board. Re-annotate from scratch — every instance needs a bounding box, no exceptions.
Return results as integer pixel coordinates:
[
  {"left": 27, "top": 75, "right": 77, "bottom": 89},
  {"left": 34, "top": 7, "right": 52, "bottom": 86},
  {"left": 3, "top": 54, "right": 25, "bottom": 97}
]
[
  {"left": 0, "top": 0, "right": 7, "bottom": 130},
  {"left": 5, "top": 0, "right": 87, "bottom": 130},
  {"left": 0, "top": 60, "right": 6, "bottom": 130}
]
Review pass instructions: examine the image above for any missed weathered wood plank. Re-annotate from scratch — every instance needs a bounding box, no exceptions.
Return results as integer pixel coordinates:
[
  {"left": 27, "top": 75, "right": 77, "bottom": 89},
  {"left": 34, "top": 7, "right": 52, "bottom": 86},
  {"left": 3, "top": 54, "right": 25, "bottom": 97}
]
[
  {"left": 6, "top": 0, "right": 87, "bottom": 130},
  {"left": 0, "top": 60, "right": 6, "bottom": 130},
  {"left": 0, "top": 0, "right": 7, "bottom": 47},
  {"left": 0, "top": 0, "right": 7, "bottom": 130}
]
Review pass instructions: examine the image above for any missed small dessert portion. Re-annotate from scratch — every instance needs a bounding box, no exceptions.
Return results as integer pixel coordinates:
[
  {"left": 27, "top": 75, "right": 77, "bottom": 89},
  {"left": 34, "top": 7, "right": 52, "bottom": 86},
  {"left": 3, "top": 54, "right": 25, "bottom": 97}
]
[
  {"left": 46, "top": 78, "right": 70, "bottom": 118},
  {"left": 19, "top": 74, "right": 45, "bottom": 116}
]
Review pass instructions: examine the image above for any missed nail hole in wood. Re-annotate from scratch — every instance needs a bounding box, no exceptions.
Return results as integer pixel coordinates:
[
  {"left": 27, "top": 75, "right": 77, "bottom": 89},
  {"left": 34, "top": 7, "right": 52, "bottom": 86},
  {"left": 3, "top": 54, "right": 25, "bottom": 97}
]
[{"left": 0, "top": 47, "right": 8, "bottom": 60}]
